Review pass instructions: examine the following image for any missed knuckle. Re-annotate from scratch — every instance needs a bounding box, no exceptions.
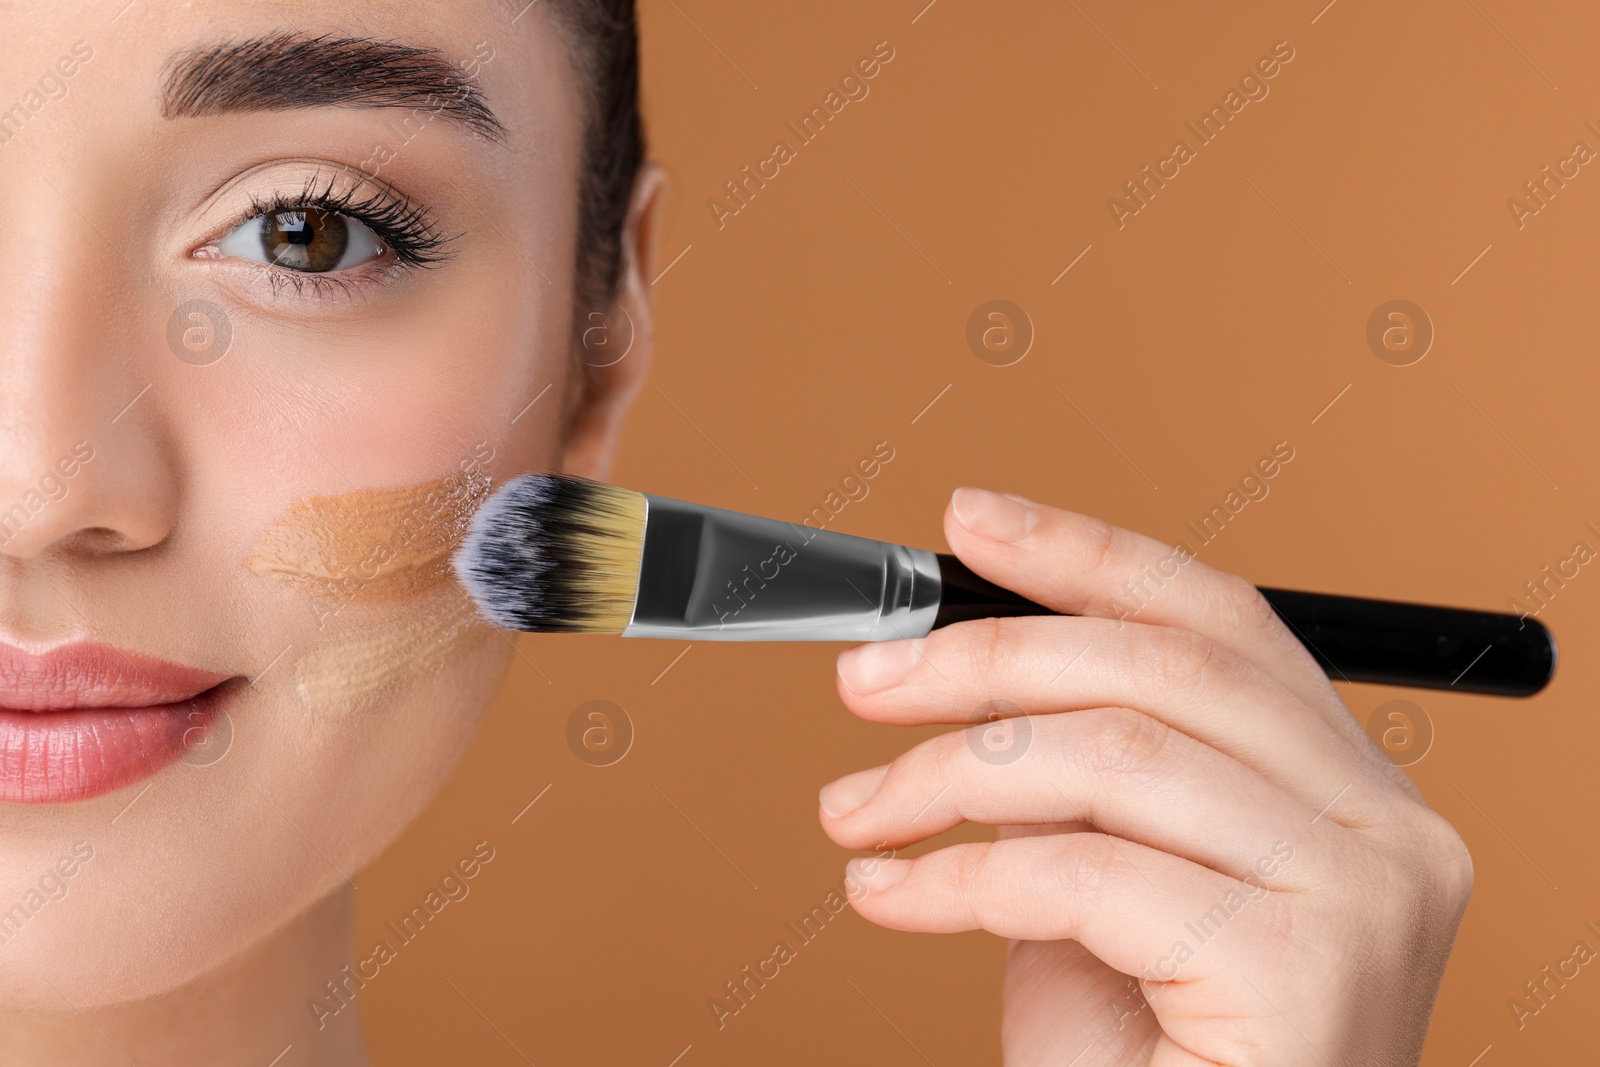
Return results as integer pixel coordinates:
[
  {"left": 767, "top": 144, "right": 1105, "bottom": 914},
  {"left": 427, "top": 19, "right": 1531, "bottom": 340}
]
[
  {"left": 1257, "top": 886, "right": 1299, "bottom": 946},
  {"left": 1351, "top": 724, "right": 1431, "bottom": 803},
  {"left": 1055, "top": 833, "right": 1121, "bottom": 897},
  {"left": 1144, "top": 626, "right": 1219, "bottom": 696},
  {"left": 1238, "top": 887, "right": 1300, "bottom": 968},
  {"left": 926, "top": 727, "right": 972, "bottom": 783},
  {"left": 1074, "top": 513, "right": 1120, "bottom": 576},
  {"left": 1343, "top": 856, "right": 1453, "bottom": 983},
  {"left": 1216, "top": 571, "right": 1279, "bottom": 632},
  {"left": 957, "top": 615, "right": 1019, "bottom": 684},
  {"left": 1415, "top": 809, "right": 1475, "bottom": 909},
  {"left": 1371, "top": 752, "right": 1428, "bottom": 803},
  {"left": 1079, "top": 706, "right": 1171, "bottom": 779},
  {"left": 950, "top": 843, "right": 1003, "bottom": 923}
]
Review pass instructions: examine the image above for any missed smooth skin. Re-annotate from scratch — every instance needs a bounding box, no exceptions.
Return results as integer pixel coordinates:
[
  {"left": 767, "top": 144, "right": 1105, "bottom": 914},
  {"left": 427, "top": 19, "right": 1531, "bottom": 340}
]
[{"left": 821, "top": 487, "right": 1474, "bottom": 1066}]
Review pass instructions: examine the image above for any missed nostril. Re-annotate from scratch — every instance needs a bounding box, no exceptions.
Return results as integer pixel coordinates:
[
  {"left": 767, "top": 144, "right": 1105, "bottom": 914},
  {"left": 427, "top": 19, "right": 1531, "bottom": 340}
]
[{"left": 57, "top": 527, "right": 145, "bottom": 555}]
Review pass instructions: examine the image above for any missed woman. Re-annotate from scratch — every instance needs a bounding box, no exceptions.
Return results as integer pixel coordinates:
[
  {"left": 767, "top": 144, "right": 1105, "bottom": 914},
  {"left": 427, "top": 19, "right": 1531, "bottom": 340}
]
[{"left": 0, "top": 1, "right": 1470, "bottom": 1063}]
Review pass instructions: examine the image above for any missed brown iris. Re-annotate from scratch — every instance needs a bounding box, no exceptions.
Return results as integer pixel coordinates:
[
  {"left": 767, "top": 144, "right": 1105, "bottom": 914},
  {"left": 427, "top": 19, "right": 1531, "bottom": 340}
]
[{"left": 261, "top": 208, "right": 349, "bottom": 272}]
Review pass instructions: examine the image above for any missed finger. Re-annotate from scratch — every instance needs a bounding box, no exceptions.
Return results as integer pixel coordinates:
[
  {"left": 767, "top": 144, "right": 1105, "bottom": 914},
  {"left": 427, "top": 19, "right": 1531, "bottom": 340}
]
[
  {"left": 819, "top": 708, "right": 1319, "bottom": 888},
  {"left": 846, "top": 832, "right": 1279, "bottom": 982},
  {"left": 835, "top": 614, "right": 1397, "bottom": 814},
  {"left": 941, "top": 487, "right": 1352, "bottom": 730},
  {"left": 1003, "top": 940, "right": 1163, "bottom": 1065}
]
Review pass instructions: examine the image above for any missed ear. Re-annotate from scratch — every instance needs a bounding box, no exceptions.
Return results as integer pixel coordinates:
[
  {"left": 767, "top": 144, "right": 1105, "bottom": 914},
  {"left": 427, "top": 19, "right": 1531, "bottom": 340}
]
[{"left": 559, "top": 164, "right": 667, "bottom": 480}]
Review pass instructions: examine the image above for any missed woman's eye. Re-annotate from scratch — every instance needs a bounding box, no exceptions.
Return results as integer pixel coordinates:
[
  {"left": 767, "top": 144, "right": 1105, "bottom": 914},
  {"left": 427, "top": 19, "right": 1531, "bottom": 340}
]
[{"left": 215, "top": 207, "right": 386, "bottom": 273}]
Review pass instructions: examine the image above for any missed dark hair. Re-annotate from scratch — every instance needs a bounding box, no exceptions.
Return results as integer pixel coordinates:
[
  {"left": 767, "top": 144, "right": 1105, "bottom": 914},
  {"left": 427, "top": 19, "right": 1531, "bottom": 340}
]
[{"left": 548, "top": 0, "right": 645, "bottom": 314}]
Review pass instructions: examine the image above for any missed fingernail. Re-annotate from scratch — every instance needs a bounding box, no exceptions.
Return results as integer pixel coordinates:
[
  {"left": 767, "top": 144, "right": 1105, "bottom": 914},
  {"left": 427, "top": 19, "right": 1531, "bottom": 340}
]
[
  {"left": 819, "top": 765, "right": 889, "bottom": 818},
  {"left": 837, "top": 639, "right": 922, "bottom": 694},
  {"left": 846, "top": 856, "right": 910, "bottom": 891},
  {"left": 952, "top": 487, "right": 1039, "bottom": 543}
]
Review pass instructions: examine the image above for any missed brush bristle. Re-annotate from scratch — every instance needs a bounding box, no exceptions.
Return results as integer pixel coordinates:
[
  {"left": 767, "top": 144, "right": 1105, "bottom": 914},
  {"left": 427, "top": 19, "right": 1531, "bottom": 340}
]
[{"left": 452, "top": 473, "right": 647, "bottom": 633}]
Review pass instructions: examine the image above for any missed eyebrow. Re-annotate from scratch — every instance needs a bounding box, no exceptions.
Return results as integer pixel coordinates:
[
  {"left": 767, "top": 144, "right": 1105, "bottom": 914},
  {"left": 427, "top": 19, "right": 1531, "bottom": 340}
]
[{"left": 160, "top": 32, "right": 505, "bottom": 142}]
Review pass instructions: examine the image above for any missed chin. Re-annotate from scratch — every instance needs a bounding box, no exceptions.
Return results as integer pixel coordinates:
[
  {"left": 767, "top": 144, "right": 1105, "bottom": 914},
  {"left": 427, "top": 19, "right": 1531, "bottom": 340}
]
[{"left": 0, "top": 639, "right": 510, "bottom": 1015}]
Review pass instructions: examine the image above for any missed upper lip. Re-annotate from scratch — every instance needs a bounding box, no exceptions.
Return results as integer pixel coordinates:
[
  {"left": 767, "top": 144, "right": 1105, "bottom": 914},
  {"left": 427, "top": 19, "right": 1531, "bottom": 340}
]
[{"left": 0, "top": 641, "right": 232, "bottom": 712}]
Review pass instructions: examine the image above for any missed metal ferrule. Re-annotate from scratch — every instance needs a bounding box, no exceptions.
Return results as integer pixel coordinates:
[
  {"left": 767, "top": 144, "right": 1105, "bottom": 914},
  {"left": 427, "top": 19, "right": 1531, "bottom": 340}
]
[{"left": 620, "top": 495, "right": 941, "bottom": 641}]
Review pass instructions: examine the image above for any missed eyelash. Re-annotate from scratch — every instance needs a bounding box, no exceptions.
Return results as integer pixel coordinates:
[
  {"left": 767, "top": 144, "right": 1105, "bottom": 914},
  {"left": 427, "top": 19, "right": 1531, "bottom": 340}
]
[{"left": 222, "top": 174, "right": 456, "bottom": 300}]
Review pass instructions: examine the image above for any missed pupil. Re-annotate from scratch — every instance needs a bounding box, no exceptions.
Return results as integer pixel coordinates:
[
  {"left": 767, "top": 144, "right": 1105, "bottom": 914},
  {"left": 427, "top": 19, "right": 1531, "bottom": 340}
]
[{"left": 261, "top": 209, "right": 349, "bottom": 272}]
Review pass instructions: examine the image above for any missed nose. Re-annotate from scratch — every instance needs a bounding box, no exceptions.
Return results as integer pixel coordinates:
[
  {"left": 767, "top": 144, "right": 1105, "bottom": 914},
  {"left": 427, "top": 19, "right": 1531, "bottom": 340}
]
[{"left": 0, "top": 171, "right": 179, "bottom": 560}]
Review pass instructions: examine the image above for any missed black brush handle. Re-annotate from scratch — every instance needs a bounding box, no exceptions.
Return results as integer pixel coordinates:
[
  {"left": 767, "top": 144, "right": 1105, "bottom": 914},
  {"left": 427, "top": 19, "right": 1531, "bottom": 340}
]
[{"left": 931, "top": 555, "right": 1556, "bottom": 697}]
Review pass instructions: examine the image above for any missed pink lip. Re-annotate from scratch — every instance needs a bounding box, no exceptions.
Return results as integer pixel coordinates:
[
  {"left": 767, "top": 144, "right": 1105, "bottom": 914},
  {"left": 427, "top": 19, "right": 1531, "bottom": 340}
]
[{"left": 0, "top": 642, "right": 238, "bottom": 803}]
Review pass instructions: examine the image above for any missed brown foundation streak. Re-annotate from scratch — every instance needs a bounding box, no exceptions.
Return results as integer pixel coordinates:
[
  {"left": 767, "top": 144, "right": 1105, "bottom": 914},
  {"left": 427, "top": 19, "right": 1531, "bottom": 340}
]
[
  {"left": 245, "top": 466, "right": 490, "bottom": 604},
  {"left": 244, "top": 466, "right": 496, "bottom": 714}
]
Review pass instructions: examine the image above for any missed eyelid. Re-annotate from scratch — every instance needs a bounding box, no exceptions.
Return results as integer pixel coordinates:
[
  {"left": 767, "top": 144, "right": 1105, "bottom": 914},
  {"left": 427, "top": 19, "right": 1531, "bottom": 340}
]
[
  {"left": 188, "top": 166, "right": 456, "bottom": 300},
  {"left": 222, "top": 172, "right": 446, "bottom": 252}
]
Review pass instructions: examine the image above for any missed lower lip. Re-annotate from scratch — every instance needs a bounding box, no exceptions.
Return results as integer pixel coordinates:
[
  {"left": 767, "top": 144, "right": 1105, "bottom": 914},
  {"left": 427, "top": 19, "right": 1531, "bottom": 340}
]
[{"left": 0, "top": 683, "right": 234, "bottom": 803}]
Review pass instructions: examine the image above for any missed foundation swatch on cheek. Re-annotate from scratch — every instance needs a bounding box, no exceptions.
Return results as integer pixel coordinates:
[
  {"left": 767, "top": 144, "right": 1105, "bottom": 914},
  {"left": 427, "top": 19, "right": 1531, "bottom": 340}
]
[
  {"left": 294, "top": 590, "right": 488, "bottom": 715},
  {"left": 245, "top": 466, "right": 491, "bottom": 604}
]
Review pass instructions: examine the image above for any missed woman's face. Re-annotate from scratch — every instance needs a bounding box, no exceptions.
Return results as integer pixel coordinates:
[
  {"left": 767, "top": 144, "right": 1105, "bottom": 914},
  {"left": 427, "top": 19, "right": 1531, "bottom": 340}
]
[{"left": 0, "top": 0, "right": 650, "bottom": 1007}]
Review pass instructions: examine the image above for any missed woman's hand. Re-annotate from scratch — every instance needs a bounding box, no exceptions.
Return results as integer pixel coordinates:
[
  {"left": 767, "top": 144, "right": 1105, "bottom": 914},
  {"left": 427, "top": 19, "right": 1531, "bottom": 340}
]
[{"left": 819, "top": 488, "right": 1473, "bottom": 1066}]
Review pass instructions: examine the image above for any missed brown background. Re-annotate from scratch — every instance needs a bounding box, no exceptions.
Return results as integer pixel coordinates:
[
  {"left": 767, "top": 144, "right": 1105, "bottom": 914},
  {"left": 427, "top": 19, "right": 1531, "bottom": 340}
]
[{"left": 359, "top": 1, "right": 1600, "bottom": 1062}]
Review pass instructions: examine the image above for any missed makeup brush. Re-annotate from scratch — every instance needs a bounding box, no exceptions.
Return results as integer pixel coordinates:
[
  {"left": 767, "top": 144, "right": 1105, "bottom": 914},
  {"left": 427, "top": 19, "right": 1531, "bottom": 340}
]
[{"left": 453, "top": 474, "right": 1556, "bottom": 697}]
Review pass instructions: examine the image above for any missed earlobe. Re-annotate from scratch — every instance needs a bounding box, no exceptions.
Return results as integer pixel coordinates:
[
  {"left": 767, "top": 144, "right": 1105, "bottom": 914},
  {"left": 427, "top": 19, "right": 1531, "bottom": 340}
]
[{"left": 559, "top": 164, "right": 668, "bottom": 481}]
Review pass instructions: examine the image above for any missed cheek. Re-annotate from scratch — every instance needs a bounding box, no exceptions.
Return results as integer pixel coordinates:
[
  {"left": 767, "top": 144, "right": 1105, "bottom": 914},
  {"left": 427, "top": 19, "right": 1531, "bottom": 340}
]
[
  {"left": 179, "top": 244, "right": 575, "bottom": 513},
  {"left": 275, "top": 622, "right": 511, "bottom": 898},
  {"left": 293, "top": 588, "right": 486, "bottom": 714}
]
